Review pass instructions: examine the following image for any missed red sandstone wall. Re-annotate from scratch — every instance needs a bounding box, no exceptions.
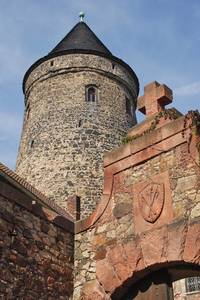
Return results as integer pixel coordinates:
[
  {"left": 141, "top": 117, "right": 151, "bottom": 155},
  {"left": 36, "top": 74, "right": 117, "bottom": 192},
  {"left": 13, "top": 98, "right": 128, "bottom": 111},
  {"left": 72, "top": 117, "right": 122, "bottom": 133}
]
[
  {"left": 0, "top": 179, "right": 74, "bottom": 299},
  {"left": 74, "top": 114, "right": 200, "bottom": 299}
]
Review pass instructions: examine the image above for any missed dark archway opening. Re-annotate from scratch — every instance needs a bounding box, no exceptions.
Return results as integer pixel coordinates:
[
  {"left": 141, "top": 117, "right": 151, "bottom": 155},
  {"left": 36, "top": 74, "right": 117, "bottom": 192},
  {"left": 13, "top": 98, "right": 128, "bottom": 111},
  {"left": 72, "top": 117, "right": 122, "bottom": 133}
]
[
  {"left": 111, "top": 263, "right": 200, "bottom": 300},
  {"left": 122, "top": 269, "right": 173, "bottom": 300}
]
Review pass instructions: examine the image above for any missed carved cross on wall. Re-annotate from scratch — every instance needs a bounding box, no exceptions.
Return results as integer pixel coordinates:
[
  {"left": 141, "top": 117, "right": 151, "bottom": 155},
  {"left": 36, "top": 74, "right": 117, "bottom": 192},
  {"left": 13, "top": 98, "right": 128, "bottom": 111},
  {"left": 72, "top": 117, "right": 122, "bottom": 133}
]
[{"left": 137, "top": 81, "right": 173, "bottom": 117}]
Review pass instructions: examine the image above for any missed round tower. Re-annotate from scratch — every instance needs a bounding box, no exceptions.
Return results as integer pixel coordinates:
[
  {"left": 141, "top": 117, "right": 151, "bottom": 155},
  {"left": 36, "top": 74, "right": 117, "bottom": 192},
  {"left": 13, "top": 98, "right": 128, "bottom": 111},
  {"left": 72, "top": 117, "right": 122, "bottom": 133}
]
[{"left": 16, "top": 20, "right": 139, "bottom": 218}]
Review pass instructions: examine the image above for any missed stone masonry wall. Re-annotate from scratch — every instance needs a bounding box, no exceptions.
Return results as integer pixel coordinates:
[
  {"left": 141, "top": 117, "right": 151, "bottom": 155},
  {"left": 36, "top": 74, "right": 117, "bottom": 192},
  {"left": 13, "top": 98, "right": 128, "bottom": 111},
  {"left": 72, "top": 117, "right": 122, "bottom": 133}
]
[
  {"left": 16, "top": 54, "right": 138, "bottom": 218},
  {"left": 0, "top": 178, "right": 74, "bottom": 299},
  {"left": 73, "top": 120, "right": 200, "bottom": 299}
]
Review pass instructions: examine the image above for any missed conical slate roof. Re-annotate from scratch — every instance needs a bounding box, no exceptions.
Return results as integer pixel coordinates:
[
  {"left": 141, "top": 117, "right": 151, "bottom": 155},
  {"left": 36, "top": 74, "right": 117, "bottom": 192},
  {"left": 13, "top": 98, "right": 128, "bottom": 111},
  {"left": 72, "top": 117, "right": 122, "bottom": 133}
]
[
  {"left": 23, "top": 21, "right": 139, "bottom": 95},
  {"left": 50, "top": 22, "right": 112, "bottom": 55}
]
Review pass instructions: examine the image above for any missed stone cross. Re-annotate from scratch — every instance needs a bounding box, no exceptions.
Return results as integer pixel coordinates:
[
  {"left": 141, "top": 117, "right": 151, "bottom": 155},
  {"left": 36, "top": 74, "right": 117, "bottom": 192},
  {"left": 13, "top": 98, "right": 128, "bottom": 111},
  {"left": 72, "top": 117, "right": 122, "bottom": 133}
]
[{"left": 137, "top": 81, "right": 173, "bottom": 117}]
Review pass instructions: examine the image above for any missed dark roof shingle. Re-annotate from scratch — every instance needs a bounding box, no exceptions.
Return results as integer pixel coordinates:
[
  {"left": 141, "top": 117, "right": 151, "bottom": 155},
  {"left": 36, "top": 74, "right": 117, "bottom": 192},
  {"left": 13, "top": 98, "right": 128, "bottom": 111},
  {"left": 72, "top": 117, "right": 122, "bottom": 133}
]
[{"left": 50, "top": 22, "right": 112, "bottom": 55}]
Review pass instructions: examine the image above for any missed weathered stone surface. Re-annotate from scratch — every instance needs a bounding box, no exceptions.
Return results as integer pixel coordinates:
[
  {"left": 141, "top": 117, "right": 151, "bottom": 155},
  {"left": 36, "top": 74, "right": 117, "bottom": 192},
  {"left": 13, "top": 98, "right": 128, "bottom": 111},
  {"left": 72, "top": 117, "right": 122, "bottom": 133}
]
[
  {"left": 107, "top": 244, "right": 131, "bottom": 282},
  {"left": 140, "top": 226, "right": 168, "bottom": 267},
  {"left": 96, "top": 258, "right": 121, "bottom": 293},
  {"left": 167, "top": 220, "right": 188, "bottom": 261},
  {"left": 184, "top": 221, "right": 200, "bottom": 264},
  {"left": 174, "top": 175, "right": 197, "bottom": 194},
  {"left": 191, "top": 202, "right": 200, "bottom": 219},
  {"left": 81, "top": 280, "right": 110, "bottom": 300},
  {"left": 113, "top": 202, "right": 132, "bottom": 219},
  {"left": 95, "top": 247, "right": 107, "bottom": 261},
  {"left": 123, "top": 239, "right": 144, "bottom": 274}
]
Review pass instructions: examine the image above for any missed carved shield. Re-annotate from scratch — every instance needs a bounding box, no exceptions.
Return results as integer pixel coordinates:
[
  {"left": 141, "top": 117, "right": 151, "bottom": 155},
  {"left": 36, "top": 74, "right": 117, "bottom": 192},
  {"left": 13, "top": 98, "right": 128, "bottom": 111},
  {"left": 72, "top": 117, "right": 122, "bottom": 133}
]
[{"left": 139, "top": 183, "right": 165, "bottom": 223}]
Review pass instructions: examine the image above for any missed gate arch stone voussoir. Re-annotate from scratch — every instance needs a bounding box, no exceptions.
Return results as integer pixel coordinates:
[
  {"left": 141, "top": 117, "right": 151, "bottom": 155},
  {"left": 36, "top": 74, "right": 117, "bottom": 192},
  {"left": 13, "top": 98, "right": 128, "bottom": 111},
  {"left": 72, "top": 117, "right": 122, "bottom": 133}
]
[{"left": 95, "top": 218, "right": 200, "bottom": 297}]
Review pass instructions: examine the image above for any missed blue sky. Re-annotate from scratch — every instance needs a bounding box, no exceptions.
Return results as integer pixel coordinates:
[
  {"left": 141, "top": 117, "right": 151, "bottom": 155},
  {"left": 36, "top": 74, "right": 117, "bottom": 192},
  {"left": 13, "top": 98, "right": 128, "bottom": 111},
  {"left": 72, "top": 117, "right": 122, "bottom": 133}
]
[{"left": 0, "top": 0, "right": 200, "bottom": 169}]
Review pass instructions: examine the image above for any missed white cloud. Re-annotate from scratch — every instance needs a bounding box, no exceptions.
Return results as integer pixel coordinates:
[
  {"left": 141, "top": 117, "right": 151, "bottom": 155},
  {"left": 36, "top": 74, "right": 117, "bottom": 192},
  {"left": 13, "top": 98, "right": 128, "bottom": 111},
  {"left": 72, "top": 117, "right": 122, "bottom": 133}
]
[{"left": 174, "top": 81, "right": 200, "bottom": 97}]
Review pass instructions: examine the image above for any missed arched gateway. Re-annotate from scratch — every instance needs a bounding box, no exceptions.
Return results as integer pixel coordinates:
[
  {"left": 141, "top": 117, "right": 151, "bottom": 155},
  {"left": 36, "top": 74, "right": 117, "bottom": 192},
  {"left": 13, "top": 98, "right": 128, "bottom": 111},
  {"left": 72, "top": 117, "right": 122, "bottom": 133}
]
[
  {"left": 74, "top": 81, "right": 200, "bottom": 300},
  {"left": 1, "top": 18, "right": 200, "bottom": 299},
  {"left": 117, "top": 264, "right": 200, "bottom": 299}
]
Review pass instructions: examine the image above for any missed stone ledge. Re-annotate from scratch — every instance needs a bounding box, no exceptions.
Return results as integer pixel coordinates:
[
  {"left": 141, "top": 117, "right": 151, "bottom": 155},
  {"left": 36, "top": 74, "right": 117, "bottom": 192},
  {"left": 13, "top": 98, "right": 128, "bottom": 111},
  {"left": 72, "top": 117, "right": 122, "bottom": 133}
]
[{"left": 25, "top": 66, "right": 137, "bottom": 101}]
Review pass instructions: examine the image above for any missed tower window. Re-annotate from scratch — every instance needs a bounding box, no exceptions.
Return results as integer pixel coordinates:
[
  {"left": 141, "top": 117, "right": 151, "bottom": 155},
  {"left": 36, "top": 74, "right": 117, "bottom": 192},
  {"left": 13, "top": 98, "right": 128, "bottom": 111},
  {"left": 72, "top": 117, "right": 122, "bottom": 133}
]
[
  {"left": 86, "top": 86, "right": 98, "bottom": 103},
  {"left": 78, "top": 119, "right": 82, "bottom": 127},
  {"left": 126, "top": 97, "right": 132, "bottom": 116},
  {"left": 30, "top": 140, "right": 34, "bottom": 148},
  {"left": 26, "top": 103, "right": 30, "bottom": 121}
]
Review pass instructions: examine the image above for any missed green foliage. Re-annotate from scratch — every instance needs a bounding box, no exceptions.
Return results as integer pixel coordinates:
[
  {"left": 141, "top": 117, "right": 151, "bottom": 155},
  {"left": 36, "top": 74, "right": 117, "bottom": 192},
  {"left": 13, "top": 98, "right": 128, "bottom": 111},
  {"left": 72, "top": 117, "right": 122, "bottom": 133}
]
[
  {"left": 182, "top": 110, "right": 200, "bottom": 138},
  {"left": 122, "top": 108, "right": 180, "bottom": 145}
]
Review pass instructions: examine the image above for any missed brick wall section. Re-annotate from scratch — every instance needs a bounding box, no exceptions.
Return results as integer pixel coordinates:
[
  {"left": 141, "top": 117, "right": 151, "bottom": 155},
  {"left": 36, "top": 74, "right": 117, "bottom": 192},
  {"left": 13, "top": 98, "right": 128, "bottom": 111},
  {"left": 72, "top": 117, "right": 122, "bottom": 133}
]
[
  {"left": 16, "top": 54, "right": 138, "bottom": 218},
  {"left": 0, "top": 178, "right": 74, "bottom": 299}
]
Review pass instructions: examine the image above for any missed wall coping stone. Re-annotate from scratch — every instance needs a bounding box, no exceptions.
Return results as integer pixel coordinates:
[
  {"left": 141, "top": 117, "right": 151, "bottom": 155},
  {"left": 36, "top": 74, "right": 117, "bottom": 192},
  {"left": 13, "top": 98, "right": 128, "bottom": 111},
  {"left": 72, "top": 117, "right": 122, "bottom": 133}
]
[
  {"left": 127, "top": 107, "right": 182, "bottom": 137},
  {"left": 104, "top": 115, "right": 186, "bottom": 167}
]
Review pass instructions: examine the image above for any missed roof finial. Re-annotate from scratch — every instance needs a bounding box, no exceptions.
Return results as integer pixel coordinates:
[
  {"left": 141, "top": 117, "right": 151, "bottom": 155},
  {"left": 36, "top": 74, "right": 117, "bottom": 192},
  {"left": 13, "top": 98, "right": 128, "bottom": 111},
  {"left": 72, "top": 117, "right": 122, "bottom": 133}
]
[{"left": 79, "top": 11, "right": 85, "bottom": 22}]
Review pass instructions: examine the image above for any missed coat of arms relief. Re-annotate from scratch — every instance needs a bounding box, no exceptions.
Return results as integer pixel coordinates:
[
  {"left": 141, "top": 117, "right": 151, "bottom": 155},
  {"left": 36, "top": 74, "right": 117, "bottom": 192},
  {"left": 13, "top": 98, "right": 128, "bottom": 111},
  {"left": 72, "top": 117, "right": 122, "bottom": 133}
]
[
  {"left": 138, "top": 183, "right": 165, "bottom": 223},
  {"left": 133, "top": 171, "right": 173, "bottom": 233}
]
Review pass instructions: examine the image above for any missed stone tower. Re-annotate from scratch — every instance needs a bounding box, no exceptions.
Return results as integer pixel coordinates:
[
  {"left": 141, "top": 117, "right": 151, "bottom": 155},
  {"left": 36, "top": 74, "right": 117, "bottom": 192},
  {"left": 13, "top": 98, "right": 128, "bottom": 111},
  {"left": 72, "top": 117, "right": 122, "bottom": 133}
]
[{"left": 16, "top": 20, "right": 139, "bottom": 218}]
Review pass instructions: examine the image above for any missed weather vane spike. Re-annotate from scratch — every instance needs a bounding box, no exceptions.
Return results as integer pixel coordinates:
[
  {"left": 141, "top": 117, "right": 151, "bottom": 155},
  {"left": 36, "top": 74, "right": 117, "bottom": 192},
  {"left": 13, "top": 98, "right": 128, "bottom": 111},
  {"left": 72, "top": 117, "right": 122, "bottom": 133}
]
[{"left": 79, "top": 11, "right": 85, "bottom": 22}]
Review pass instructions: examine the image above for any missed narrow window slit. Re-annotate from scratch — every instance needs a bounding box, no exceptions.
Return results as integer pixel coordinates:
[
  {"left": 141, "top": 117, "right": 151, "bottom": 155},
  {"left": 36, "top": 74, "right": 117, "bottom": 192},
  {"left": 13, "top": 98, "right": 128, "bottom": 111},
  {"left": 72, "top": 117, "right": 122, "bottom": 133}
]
[
  {"left": 30, "top": 140, "right": 34, "bottom": 148},
  {"left": 26, "top": 103, "right": 30, "bottom": 121},
  {"left": 126, "top": 97, "right": 132, "bottom": 116}
]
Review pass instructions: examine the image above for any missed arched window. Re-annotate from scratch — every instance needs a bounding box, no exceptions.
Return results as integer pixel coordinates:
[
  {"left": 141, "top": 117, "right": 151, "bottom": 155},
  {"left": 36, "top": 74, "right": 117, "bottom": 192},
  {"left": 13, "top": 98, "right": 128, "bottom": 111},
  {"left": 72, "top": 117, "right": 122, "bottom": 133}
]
[{"left": 86, "top": 86, "right": 98, "bottom": 103}]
